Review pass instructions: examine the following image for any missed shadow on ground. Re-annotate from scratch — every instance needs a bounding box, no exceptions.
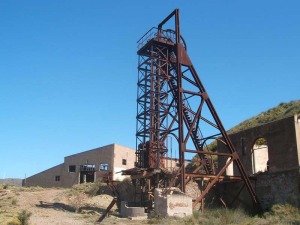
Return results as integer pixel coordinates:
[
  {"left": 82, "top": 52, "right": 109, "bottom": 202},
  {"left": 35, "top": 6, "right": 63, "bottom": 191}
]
[
  {"left": 36, "top": 201, "right": 76, "bottom": 212},
  {"left": 36, "top": 201, "right": 118, "bottom": 216}
]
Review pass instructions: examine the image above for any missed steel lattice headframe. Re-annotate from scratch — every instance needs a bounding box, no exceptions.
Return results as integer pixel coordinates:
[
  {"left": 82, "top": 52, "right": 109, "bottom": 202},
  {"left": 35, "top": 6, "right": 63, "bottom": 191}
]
[{"left": 125, "top": 9, "right": 262, "bottom": 213}]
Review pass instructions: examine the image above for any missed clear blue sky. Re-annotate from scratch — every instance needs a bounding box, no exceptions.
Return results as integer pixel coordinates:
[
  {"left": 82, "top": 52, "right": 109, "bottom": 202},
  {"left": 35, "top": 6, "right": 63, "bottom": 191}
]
[{"left": 1, "top": 1, "right": 299, "bottom": 178}]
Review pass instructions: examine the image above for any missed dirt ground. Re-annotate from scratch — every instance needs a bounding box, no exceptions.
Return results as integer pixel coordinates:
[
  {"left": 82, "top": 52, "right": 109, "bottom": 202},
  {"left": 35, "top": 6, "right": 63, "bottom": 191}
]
[
  {"left": 0, "top": 187, "right": 146, "bottom": 225},
  {"left": 1, "top": 185, "right": 300, "bottom": 225}
]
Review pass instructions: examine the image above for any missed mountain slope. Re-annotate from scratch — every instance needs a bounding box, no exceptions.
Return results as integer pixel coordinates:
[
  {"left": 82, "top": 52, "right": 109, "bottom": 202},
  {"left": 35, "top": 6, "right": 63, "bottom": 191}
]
[
  {"left": 193, "top": 100, "right": 300, "bottom": 157},
  {"left": 228, "top": 100, "right": 300, "bottom": 134}
]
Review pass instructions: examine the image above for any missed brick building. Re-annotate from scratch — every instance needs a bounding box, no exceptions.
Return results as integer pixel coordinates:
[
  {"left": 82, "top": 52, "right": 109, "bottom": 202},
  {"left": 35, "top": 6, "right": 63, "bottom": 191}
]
[{"left": 23, "top": 144, "right": 136, "bottom": 188}]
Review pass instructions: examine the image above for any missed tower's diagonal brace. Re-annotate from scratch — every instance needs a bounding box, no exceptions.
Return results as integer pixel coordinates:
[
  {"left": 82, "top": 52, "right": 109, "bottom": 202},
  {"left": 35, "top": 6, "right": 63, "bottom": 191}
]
[{"left": 134, "top": 8, "right": 263, "bottom": 214}]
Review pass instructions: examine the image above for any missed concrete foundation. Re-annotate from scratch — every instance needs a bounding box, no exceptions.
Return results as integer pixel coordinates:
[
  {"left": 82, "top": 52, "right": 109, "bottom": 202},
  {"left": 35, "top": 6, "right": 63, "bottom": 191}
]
[
  {"left": 154, "top": 188, "right": 192, "bottom": 217},
  {"left": 120, "top": 201, "right": 147, "bottom": 219}
]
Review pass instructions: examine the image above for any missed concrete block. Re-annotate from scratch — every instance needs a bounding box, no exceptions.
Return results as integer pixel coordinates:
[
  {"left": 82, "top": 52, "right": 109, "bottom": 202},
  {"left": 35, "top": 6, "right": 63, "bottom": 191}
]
[
  {"left": 154, "top": 188, "right": 192, "bottom": 217},
  {"left": 120, "top": 201, "right": 147, "bottom": 218}
]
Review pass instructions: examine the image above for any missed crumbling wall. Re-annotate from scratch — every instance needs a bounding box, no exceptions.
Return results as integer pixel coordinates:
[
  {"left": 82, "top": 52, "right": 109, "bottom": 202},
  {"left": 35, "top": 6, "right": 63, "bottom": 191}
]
[
  {"left": 218, "top": 115, "right": 300, "bottom": 209},
  {"left": 255, "top": 169, "right": 300, "bottom": 208}
]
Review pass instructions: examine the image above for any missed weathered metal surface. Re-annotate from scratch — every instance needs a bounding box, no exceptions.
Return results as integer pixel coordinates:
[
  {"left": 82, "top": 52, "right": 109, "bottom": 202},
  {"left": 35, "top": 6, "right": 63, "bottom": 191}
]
[
  {"left": 131, "top": 9, "right": 262, "bottom": 214},
  {"left": 97, "top": 173, "right": 119, "bottom": 223}
]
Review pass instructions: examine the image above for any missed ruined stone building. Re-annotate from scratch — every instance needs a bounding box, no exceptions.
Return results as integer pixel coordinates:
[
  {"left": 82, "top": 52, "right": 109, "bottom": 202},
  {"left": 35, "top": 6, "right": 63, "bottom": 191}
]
[
  {"left": 23, "top": 144, "right": 136, "bottom": 188},
  {"left": 218, "top": 114, "right": 300, "bottom": 209}
]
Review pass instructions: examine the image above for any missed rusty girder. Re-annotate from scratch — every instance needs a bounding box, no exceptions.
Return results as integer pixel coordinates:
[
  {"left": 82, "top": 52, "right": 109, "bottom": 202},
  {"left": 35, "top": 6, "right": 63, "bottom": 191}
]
[{"left": 133, "top": 9, "right": 262, "bottom": 213}]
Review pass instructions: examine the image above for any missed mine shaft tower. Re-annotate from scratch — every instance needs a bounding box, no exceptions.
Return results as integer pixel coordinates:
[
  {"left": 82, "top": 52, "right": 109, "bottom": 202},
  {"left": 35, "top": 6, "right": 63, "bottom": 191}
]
[{"left": 132, "top": 9, "right": 261, "bottom": 212}]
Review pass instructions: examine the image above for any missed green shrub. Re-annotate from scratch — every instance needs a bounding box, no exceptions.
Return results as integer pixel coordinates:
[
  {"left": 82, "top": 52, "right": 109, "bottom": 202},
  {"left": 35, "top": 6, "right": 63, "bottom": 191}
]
[
  {"left": 264, "top": 204, "right": 300, "bottom": 224},
  {"left": 17, "top": 210, "right": 32, "bottom": 225},
  {"left": 11, "top": 198, "right": 18, "bottom": 205},
  {"left": 190, "top": 208, "right": 253, "bottom": 225}
]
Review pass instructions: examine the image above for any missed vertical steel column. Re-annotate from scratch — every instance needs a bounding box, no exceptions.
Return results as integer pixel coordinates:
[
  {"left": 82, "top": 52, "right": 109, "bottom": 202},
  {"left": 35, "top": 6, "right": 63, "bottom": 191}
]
[
  {"left": 175, "top": 9, "right": 186, "bottom": 193},
  {"left": 135, "top": 8, "right": 262, "bottom": 213}
]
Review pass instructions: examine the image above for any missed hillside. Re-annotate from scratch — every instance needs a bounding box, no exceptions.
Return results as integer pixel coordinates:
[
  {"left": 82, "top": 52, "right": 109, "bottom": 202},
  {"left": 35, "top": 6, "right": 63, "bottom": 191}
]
[
  {"left": 228, "top": 100, "right": 300, "bottom": 134},
  {"left": 191, "top": 100, "right": 300, "bottom": 157}
]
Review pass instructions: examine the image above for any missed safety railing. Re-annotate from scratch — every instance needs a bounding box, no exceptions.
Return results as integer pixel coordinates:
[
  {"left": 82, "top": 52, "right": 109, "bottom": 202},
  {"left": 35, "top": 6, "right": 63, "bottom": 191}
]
[{"left": 137, "top": 27, "right": 186, "bottom": 50}]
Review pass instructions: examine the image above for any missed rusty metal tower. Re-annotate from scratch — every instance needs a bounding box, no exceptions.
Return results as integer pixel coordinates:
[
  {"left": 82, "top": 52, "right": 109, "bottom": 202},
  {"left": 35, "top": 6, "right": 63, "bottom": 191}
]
[{"left": 132, "top": 9, "right": 261, "bottom": 212}]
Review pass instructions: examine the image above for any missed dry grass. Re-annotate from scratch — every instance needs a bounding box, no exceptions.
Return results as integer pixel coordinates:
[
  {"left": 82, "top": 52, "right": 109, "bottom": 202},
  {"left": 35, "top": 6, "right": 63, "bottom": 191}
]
[
  {"left": 147, "top": 205, "right": 300, "bottom": 225},
  {"left": 1, "top": 184, "right": 300, "bottom": 225}
]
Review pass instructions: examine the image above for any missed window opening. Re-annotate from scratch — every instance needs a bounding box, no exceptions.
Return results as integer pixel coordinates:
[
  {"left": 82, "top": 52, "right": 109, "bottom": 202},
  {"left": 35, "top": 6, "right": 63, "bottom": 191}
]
[
  {"left": 55, "top": 176, "right": 60, "bottom": 181},
  {"left": 122, "top": 159, "right": 127, "bottom": 165},
  {"left": 251, "top": 137, "right": 269, "bottom": 174},
  {"left": 226, "top": 157, "right": 234, "bottom": 176},
  {"left": 80, "top": 164, "right": 95, "bottom": 171},
  {"left": 68, "top": 165, "right": 76, "bottom": 172},
  {"left": 100, "top": 163, "right": 109, "bottom": 171}
]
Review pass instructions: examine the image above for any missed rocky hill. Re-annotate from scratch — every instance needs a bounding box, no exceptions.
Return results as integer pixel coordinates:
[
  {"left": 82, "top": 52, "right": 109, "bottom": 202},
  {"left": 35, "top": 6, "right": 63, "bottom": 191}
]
[{"left": 0, "top": 178, "right": 22, "bottom": 186}]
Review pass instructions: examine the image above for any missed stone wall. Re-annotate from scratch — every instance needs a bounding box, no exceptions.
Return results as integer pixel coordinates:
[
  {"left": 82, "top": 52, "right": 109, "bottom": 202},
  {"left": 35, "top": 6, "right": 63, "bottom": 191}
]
[{"left": 217, "top": 114, "right": 300, "bottom": 209}]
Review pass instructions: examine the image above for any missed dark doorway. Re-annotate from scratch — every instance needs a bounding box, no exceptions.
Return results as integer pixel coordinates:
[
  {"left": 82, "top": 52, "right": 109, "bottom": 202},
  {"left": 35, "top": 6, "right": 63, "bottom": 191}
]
[
  {"left": 80, "top": 171, "right": 95, "bottom": 183},
  {"left": 79, "top": 164, "right": 95, "bottom": 183}
]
